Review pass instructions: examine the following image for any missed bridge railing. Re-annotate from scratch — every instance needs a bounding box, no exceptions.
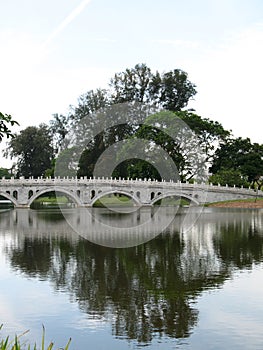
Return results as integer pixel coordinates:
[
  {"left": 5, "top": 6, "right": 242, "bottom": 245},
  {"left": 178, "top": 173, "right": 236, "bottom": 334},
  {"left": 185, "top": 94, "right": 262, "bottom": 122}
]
[{"left": 0, "top": 176, "right": 262, "bottom": 195}]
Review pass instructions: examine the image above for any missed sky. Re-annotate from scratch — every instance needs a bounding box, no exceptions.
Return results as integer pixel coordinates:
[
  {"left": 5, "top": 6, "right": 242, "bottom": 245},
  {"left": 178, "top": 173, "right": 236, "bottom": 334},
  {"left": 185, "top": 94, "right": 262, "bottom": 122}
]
[{"left": 1, "top": 0, "right": 263, "bottom": 167}]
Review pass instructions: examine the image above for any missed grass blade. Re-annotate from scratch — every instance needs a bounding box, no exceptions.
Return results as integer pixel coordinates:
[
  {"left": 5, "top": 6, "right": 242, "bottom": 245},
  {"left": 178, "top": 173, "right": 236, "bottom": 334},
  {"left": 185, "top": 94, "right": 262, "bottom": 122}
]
[
  {"left": 41, "top": 325, "right": 45, "bottom": 350},
  {"left": 64, "top": 338, "right": 72, "bottom": 350}
]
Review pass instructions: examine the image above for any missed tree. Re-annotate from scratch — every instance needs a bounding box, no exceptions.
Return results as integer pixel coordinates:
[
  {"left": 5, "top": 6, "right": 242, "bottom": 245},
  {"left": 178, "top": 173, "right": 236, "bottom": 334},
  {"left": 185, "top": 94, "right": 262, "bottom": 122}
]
[
  {"left": 210, "top": 137, "right": 263, "bottom": 184},
  {"left": 0, "top": 112, "right": 19, "bottom": 142},
  {"left": 110, "top": 63, "right": 153, "bottom": 104},
  {"left": 55, "top": 64, "right": 230, "bottom": 181},
  {"left": 110, "top": 63, "right": 197, "bottom": 110},
  {"left": 70, "top": 88, "right": 110, "bottom": 123},
  {"left": 66, "top": 64, "right": 198, "bottom": 179},
  {"left": 5, "top": 124, "right": 54, "bottom": 178},
  {"left": 149, "top": 69, "right": 197, "bottom": 111}
]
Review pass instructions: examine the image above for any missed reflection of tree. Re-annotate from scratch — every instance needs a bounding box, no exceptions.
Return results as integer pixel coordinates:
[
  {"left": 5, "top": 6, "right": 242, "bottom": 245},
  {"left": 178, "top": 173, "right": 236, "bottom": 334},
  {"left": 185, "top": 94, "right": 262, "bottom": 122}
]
[
  {"left": 71, "top": 235, "right": 200, "bottom": 342},
  {"left": 213, "top": 221, "right": 263, "bottom": 269},
  {"left": 8, "top": 234, "right": 201, "bottom": 342},
  {"left": 6, "top": 214, "right": 263, "bottom": 345},
  {"left": 9, "top": 237, "right": 52, "bottom": 277}
]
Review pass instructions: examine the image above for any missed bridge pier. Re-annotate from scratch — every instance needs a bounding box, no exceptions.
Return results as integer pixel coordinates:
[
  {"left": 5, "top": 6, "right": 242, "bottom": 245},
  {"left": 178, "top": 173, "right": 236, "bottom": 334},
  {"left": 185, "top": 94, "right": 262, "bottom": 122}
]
[{"left": 16, "top": 204, "right": 31, "bottom": 208}]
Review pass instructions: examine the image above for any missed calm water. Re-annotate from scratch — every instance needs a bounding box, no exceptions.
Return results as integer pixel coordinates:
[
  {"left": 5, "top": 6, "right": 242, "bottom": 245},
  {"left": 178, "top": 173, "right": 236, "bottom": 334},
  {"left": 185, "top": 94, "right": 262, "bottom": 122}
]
[{"left": 0, "top": 207, "right": 263, "bottom": 349}]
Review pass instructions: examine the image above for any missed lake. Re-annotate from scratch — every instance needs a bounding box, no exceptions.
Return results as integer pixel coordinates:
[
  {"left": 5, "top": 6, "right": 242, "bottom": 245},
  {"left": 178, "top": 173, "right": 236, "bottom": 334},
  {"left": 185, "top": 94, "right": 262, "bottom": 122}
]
[{"left": 0, "top": 206, "right": 263, "bottom": 350}]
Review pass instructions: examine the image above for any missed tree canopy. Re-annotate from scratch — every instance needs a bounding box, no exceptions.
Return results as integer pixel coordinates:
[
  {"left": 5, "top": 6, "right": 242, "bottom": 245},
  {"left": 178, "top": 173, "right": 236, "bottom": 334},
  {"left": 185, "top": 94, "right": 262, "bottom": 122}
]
[
  {"left": 5, "top": 124, "right": 54, "bottom": 178},
  {"left": 4, "top": 63, "right": 262, "bottom": 183},
  {"left": 210, "top": 137, "right": 263, "bottom": 184},
  {"left": 110, "top": 63, "right": 197, "bottom": 110},
  {"left": 113, "top": 110, "right": 230, "bottom": 182},
  {"left": 60, "top": 63, "right": 200, "bottom": 180}
]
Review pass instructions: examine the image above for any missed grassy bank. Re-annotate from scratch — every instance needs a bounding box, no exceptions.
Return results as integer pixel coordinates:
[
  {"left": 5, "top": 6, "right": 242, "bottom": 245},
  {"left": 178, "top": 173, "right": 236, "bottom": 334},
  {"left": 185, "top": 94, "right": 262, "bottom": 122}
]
[
  {"left": 34, "top": 196, "right": 70, "bottom": 204},
  {"left": 207, "top": 197, "right": 263, "bottom": 208},
  {"left": 93, "top": 195, "right": 134, "bottom": 207},
  {"left": 154, "top": 198, "right": 190, "bottom": 206}
]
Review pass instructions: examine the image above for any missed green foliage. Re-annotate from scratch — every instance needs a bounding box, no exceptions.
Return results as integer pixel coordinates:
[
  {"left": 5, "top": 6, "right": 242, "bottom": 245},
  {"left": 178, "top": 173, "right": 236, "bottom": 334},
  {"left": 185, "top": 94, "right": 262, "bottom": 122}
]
[
  {"left": 5, "top": 125, "right": 54, "bottom": 178},
  {"left": 110, "top": 64, "right": 152, "bottom": 103},
  {"left": 44, "top": 159, "right": 56, "bottom": 178},
  {"left": 0, "top": 325, "right": 71, "bottom": 350},
  {"left": 150, "top": 68, "right": 197, "bottom": 111},
  {"left": 208, "top": 168, "right": 249, "bottom": 187},
  {"left": 0, "top": 168, "right": 12, "bottom": 179},
  {"left": 71, "top": 105, "right": 230, "bottom": 181},
  {"left": 110, "top": 63, "right": 197, "bottom": 110},
  {"left": 72, "top": 88, "right": 110, "bottom": 122},
  {"left": 49, "top": 114, "right": 70, "bottom": 153},
  {"left": 116, "top": 110, "right": 230, "bottom": 181},
  {"left": 59, "top": 63, "right": 197, "bottom": 179},
  {"left": 210, "top": 137, "right": 263, "bottom": 183},
  {"left": 77, "top": 142, "right": 105, "bottom": 178},
  {"left": 113, "top": 159, "right": 161, "bottom": 180},
  {"left": 48, "top": 63, "right": 261, "bottom": 184},
  {"left": 0, "top": 112, "right": 19, "bottom": 142},
  {"left": 179, "top": 112, "right": 230, "bottom": 157}
]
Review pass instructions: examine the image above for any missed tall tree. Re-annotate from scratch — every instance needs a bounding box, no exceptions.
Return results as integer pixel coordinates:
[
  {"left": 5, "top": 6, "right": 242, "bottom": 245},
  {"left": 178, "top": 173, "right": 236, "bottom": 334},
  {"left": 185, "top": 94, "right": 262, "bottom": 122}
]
[
  {"left": 150, "top": 69, "right": 197, "bottom": 111},
  {"left": 110, "top": 63, "right": 153, "bottom": 104},
  {"left": 66, "top": 64, "right": 198, "bottom": 178},
  {"left": 110, "top": 63, "right": 197, "bottom": 109},
  {"left": 70, "top": 88, "right": 110, "bottom": 123},
  {"left": 5, "top": 124, "right": 54, "bottom": 178}
]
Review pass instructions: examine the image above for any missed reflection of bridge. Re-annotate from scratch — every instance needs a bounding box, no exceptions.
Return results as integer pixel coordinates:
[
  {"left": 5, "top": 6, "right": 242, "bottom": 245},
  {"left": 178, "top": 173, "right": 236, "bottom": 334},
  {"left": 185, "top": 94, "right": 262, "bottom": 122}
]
[
  {"left": 0, "top": 177, "right": 262, "bottom": 208},
  {"left": 1, "top": 207, "right": 263, "bottom": 248}
]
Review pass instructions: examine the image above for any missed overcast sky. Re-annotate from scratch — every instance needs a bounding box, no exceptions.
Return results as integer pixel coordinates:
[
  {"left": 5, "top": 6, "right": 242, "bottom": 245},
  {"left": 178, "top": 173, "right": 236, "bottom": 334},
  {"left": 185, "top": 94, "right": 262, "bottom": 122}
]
[{"left": 1, "top": 0, "right": 263, "bottom": 166}]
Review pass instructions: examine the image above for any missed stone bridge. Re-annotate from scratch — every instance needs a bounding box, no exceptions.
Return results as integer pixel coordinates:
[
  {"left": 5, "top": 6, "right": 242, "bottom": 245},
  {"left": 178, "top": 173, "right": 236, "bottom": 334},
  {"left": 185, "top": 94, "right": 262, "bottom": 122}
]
[{"left": 0, "top": 177, "right": 262, "bottom": 208}]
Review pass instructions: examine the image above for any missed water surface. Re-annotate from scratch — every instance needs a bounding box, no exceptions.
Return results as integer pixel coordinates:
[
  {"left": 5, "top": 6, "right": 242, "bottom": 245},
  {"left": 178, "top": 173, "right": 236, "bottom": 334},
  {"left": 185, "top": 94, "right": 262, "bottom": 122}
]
[{"left": 0, "top": 207, "right": 263, "bottom": 349}]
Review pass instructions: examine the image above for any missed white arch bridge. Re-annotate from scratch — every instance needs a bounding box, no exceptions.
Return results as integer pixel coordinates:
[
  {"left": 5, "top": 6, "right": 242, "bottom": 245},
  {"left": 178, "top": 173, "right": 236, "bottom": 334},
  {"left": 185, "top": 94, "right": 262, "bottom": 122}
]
[{"left": 0, "top": 177, "right": 262, "bottom": 208}]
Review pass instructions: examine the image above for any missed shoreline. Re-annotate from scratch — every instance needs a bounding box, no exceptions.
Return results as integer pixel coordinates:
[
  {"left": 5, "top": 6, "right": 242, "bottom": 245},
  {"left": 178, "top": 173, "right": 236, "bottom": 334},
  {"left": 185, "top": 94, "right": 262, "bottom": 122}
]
[{"left": 208, "top": 199, "right": 263, "bottom": 209}]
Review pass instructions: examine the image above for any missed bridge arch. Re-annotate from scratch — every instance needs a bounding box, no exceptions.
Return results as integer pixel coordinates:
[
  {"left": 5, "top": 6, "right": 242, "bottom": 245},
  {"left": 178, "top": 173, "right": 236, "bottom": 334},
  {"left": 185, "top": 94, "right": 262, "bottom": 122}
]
[
  {"left": 90, "top": 190, "right": 142, "bottom": 207},
  {"left": 151, "top": 191, "right": 200, "bottom": 206},
  {"left": 28, "top": 188, "right": 82, "bottom": 207},
  {"left": 0, "top": 191, "right": 18, "bottom": 207}
]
